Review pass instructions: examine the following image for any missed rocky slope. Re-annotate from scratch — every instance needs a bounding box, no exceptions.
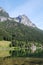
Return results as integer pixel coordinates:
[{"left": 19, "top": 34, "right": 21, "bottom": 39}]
[
  {"left": 0, "top": 7, "right": 12, "bottom": 22},
  {"left": 15, "top": 15, "right": 36, "bottom": 27},
  {"left": 0, "top": 7, "right": 36, "bottom": 27},
  {"left": 0, "top": 7, "right": 9, "bottom": 17}
]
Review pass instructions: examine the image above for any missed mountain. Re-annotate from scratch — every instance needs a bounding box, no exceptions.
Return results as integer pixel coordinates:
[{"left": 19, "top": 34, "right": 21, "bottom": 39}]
[
  {"left": 0, "top": 7, "right": 11, "bottom": 22},
  {"left": 0, "top": 7, "right": 9, "bottom": 17},
  {"left": 15, "top": 15, "right": 36, "bottom": 27},
  {"left": 0, "top": 7, "right": 43, "bottom": 57},
  {"left": 0, "top": 20, "right": 43, "bottom": 43},
  {"left": 0, "top": 7, "right": 36, "bottom": 27},
  {"left": 0, "top": 7, "right": 43, "bottom": 43}
]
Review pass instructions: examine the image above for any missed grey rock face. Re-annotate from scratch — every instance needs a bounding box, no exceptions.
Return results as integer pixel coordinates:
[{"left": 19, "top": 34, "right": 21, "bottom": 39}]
[
  {"left": 0, "top": 7, "right": 36, "bottom": 27},
  {"left": 0, "top": 16, "right": 7, "bottom": 21},
  {"left": 15, "top": 15, "right": 36, "bottom": 27},
  {"left": 0, "top": 7, "right": 9, "bottom": 17}
]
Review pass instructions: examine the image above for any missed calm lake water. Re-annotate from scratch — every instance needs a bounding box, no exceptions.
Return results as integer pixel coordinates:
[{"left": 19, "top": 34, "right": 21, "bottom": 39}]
[{"left": 0, "top": 57, "right": 43, "bottom": 65}]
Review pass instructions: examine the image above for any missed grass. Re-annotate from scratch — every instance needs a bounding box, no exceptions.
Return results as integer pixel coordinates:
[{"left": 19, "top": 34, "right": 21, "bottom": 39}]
[
  {"left": 0, "top": 50, "right": 10, "bottom": 57},
  {"left": 0, "top": 41, "right": 11, "bottom": 47},
  {"left": 0, "top": 41, "right": 16, "bottom": 57},
  {"left": 0, "top": 41, "right": 11, "bottom": 57}
]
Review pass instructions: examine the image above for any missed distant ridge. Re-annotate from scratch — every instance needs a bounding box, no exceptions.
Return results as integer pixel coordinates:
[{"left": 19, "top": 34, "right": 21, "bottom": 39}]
[{"left": 0, "top": 7, "right": 36, "bottom": 27}]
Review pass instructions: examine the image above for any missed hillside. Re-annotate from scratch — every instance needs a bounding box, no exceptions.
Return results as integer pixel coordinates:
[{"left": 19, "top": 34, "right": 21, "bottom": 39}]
[{"left": 0, "top": 20, "right": 43, "bottom": 43}]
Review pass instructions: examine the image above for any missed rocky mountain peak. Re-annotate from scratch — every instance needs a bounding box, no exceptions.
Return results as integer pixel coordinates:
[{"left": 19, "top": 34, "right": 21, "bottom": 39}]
[
  {"left": 16, "top": 15, "right": 36, "bottom": 27},
  {"left": 0, "top": 7, "right": 10, "bottom": 22},
  {"left": 0, "top": 7, "right": 36, "bottom": 27},
  {"left": 0, "top": 7, "right": 4, "bottom": 11},
  {"left": 0, "top": 7, "right": 9, "bottom": 17}
]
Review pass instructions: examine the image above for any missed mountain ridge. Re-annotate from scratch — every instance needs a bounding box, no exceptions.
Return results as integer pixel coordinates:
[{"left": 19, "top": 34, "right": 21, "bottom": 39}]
[
  {"left": 0, "top": 7, "right": 43, "bottom": 43},
  {"left": 0, "top": 7, "right": 36, "bottom": 27}
]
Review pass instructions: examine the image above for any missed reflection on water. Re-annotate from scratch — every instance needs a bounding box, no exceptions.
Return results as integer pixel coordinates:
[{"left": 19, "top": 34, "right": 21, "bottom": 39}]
[
  {"left": 0, "top": 57, "right": 43, "bottom": 65},
  {"left": 22, "top": 63, "right": 43, "bottom": 65},
  {"left": 24, "top": 61, "right": 43, "bottom": 65}
]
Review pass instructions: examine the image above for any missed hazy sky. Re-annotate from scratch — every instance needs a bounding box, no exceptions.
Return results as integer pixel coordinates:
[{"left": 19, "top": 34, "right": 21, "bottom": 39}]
[{"left": 0, "top": 0, "right": 43, "bottom": 30}]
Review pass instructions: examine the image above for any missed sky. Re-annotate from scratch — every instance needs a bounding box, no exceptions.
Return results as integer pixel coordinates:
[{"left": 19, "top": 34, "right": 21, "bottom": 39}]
[{"left": 0, "top": 0, "right": 43, "bottom": 30}]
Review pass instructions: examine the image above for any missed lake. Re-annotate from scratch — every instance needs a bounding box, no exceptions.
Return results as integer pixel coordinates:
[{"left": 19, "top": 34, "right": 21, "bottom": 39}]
[{"left": 0, "top": 57, "right": 43, "bottom": 65}]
